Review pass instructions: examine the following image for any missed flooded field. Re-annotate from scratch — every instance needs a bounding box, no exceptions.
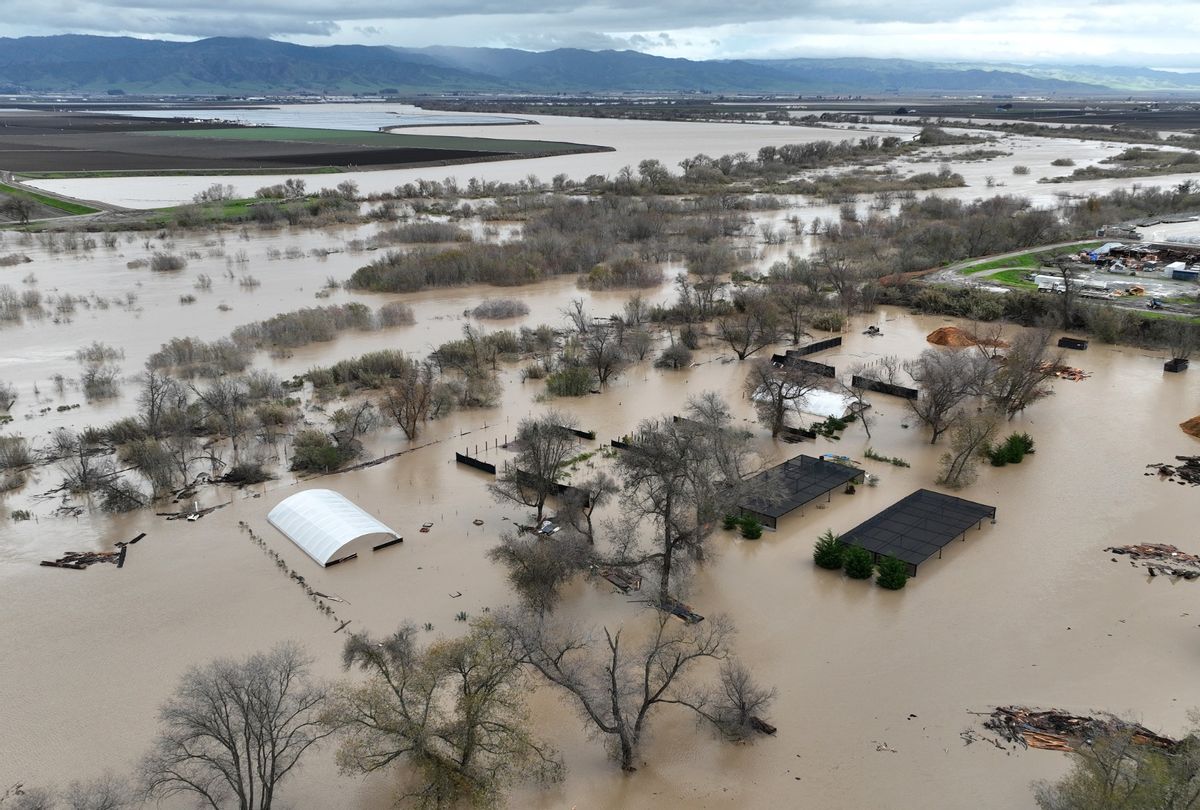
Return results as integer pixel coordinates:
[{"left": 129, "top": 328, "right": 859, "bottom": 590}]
[
  {"left": 3, "top": 110, "right": 1200, "bottom": 809},
  {"left": 26, "top": 112, "right": 1200, "bottom": 211}
]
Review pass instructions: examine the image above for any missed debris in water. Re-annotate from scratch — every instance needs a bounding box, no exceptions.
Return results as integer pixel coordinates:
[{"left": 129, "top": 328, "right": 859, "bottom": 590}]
[
  {"left": 1146, "top": 456, "right": 1200, "bottom": 486},
  {"left": 983, "top": 706, "right": 1179, "bottom": 753},
  {"left": 1106, "top": 543, "right": 1200, "bottom": 579}
]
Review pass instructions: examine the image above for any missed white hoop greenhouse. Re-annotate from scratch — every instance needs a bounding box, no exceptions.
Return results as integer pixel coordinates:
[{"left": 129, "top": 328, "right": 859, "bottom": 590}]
[{"left": 266, "top": 488, "right": 400, "bottom": 567}]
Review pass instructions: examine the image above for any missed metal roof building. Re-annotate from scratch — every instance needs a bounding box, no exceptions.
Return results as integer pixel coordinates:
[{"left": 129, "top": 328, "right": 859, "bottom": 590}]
[{"left": 267, "top": 488, "right": 400, "bottom": 567}]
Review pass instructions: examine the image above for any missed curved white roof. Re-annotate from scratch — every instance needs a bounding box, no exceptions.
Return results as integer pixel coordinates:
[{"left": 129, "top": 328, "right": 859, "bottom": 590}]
[{"left": 267, "top": 488, "right": 399, "bottom": 567}]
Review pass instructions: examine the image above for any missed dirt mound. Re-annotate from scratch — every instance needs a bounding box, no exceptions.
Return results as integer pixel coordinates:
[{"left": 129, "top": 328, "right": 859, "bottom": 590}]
[
  {"left": 1182, "top": 415, "right": 1200, "bottom": 439},
  {"left": 926, "top": 326, "right": 1009, "bottom": 348}
]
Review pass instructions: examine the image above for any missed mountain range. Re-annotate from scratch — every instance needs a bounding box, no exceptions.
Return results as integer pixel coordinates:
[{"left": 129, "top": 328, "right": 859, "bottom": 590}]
[{"left": 0, "top": 35, "right": 1197, "bottom": 96}]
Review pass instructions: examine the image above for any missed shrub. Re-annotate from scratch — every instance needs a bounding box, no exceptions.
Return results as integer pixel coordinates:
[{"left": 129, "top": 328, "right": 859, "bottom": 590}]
[
  {"left": 810, "top": 310, "right": 846, "bottom": 332},
  {"left": 149, "top": 252, "right": 187, "bottom": 272},
  {"left": 374, "top": 222, "right": 472, "bottom": 244},
  {"left": 1012, "top": 165, "right": 1031, "bottom": 175},
  {"left": 655, "top": 343, "right": 693, "bottom": 369},
  {"left": 739, "top": 516, "right": 763, "bottom": 539},
  {"left": 722, "top": 514, "right": 740, "bottom": 530},
  {"left": 471, "top": 298, "right": 530, "bottom": 320},
  {"left": 0, "top": 435, "right": 32, "bottom": 470},
  {"left": 1051, "top": 158, "right": 1075, "bottom": 167},
  {"left": 546, "top": 366, "right": 594, "bottom": 397},
  {"left": 291, "top": 430, "right": 349, "bottom": 472},
  {"left": 813, "top": 530, "right": 845, "bottom": 570},
  {"left": 376, "top": 302, "right": 415, "bottom": 327},
  {"left": 987, "top": 432, "right": 1035, "bottom": 466},
  {"left": 843, "top": 546, "right": 874, "bottom": 580},
  {"left": 876, "top": 556, "right": 909, "bottom": 590}
]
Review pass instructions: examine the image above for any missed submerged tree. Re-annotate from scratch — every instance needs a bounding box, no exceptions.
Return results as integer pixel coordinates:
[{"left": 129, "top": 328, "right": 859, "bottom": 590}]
[
  {"left": 615, "top": 393, "right": 758, "bottom": 602},
  {"left": 744, "top": 359, "right": 820, "bottom": 437},
  {"left": 986, "top": 328, "right": 1059, "bottom": 418},
  {"left": 507, "top": 611, "right": 752, "bottom": 771},
  {"left": 716, "top": 291, "right": 779, "bottom": 360},
  {"left": 904, "top": 349, "right": 991, "bottom": 443},
  {"left": 936, "top": 412, "right": 998, "bottom": 489},
  {"left": 382, "top": 360, "right": 440, "bottom": 440},
  {"left": 332, "top": 620, "right": 561, "bottom": 808},
  {"left": 490, "top": 412, "right": 580, "bottom": 524},
  {"left": 141, "top": 643, "right": 333, "bottom": 810},
  {"left": 488, "top": 530, "right": 594, "bottom": 615}
]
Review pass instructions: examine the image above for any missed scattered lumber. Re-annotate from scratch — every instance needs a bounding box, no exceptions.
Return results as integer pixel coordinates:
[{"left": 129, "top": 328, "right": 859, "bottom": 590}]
[
  {"left": 1039, "top": 362, "right": 1091, "bottom": 381},
  {"left": 39, "top": 550, "right": 121, "bottom": 570},
  {"left": 597, "top": 567, "right": 642, "bottom": 593},
  {"left": 659, "top": 596, "right": 704, "bottom": 624},
  {"left": 1146, "top": 456, "right": 1200, "bottom": 486},
  {"left": 984, "top": 707, "right": 1179, "bottom": 753},
  {"left": 1106, "top": 543, "right": 1200, "bottom": 579}
]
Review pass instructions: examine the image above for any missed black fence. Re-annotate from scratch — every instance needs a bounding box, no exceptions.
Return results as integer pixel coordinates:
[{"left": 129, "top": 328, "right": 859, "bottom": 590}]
[
  {"left": 559, "top": 425, "right": 597, "bottom": 440},
  {"left": 851, "top": 375, "right": 919, "bottom": 400},
  {"left": 610, "top": 438, "right": 634, "bottom": 450},
  {"left": 455, "top": 453, "right": 496, "bottom": 474},
  {"left": 786, "top": 336, "right": 842, "bottom": 357},
  {"left": 780, "top": 425, "right": 817, "bottom": 442},
  {"left": 1058, "top": 337, "right": 1089, "bottom": 350},
  {"left": 772, "top": 354, "right": 836, "bottom": 378}
]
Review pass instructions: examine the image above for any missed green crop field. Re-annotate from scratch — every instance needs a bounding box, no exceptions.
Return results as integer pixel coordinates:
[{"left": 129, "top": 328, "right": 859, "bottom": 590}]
[{"left": 143, "top": 126, "right": 589, "bottom": 155}]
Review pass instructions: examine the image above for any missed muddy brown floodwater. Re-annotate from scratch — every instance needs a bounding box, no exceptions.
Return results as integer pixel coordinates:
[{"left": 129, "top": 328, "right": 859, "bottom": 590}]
[{"left": 4, "top": 264, "right": 1200, "bottom": 808}]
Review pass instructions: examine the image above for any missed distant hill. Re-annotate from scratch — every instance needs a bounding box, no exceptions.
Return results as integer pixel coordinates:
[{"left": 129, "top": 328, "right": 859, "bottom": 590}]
[{"left": 0, "top": 35, "right": 1178, "bottom": 96}]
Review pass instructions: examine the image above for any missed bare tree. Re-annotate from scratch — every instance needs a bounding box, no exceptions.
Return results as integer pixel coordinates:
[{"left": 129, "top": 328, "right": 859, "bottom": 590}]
[
  {"left": 0, "top": 380, "right": 16, "bottom": 411},
  {"left": 49, "top": 428, "right": 104, "bottom": 492},
  {"left": 937, "top": 412, "right": 998, "bottom": 489},
  {"left": 489, "top": 530, "right": 594, "bottom": 615},
  {"left": 507, "top": 611, "right": 735, "bottom": 771},
  {"left": 716, "top": 292, "right": 779, "bottom": 360},
  {"left": 490, "top": 412, "right": 580, "bottom": 524},
  {"left": 622, "top": 294, "right": 649, "bottom": 327},
  {"left": 904, "top": 349, "right": 992, "bottom": 443},
  {"left": 1166, "top": 320, "right": 1198, "bottom": 362},
  {"left": 190, "top": 378, "right": 250, "bottom": 463},
  {"left": 137, "top": 366, "right": 183, "bottom": 437},
  {"left": 987, "top": 328, "right": 1060, "bottom": 418},
  {"left": 141, "top": 643, "right": 333, "bottom": 810},
  {"left": 382, "top": 360, "right": 438, "bottom": 440},
  {"left": 744, "top": 359, "right": 819, "bottom": 437},
  {"left": 562, "top": 298, "right": 589, "bottom": 334},
  {"left": 615, "top": 394, "right": 757, "bottom": 602},
  {"left": 333, "top": 620, "right": 561, "bottom": 808},
  {"left": 771, "top": 282, "right": 811, "bottom": 345},
  {"left": 2, "top": 197, "right": 34, "bottom": 227},
  {"left": 63, "top": 773, "right": 133, "bottom": 810},
  {"left": 581, "top": 324, "right": 628, "bottom": 386},
  {"left": 676, "top": 660, "right": 777, "bottom": 741}
]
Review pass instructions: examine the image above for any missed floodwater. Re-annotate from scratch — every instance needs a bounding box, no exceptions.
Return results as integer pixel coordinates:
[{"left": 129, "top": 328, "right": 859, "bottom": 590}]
[
  {"left": 95, "top": 102, "right": 532, "bottom": 130},
  {"left": 3, "top": 270, "right": 1200, "bottom": 809},
  {"left": 4, "top": 114, "right": 1200, "bottom": 808}
]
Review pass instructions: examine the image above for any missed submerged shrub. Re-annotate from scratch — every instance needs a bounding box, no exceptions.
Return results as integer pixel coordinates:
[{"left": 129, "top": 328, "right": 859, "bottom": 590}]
[
  {"left": 987, "top": 432, "right": 1035, "bottom": 466},
  {"left": 813, "top": 530, "right": 845, "bottom": 570},
  {"left": 376, "top": 302, "right": 415, "bottom": 327},
  {"left": 149, "top": 252, "right": 187, "bottom": 272},
  {"left": 655, "top": 343, "right": 693, "bottom": 369},
  {"left": 876, "top": 556, "right": 909, "bottom": 590},
  {"left": 843, "top": 546, "right": 874, "bottom": 580},
  {"left": 471, "top": 298, "right": 530, "bottom": 320},
  {"left": 545, "top": 366, "right": 594, "bottom": 397}
]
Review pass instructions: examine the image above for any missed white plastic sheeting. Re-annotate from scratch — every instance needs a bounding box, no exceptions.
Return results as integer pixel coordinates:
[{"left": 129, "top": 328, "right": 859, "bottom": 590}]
[{"left": 267, "top": 488, "right": 399, "bottom": 567}]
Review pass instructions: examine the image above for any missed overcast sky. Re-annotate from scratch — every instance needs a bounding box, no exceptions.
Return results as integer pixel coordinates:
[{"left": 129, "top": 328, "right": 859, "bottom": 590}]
[{"left": 1, "top": 0, "right": 1198, "bottom": 68}]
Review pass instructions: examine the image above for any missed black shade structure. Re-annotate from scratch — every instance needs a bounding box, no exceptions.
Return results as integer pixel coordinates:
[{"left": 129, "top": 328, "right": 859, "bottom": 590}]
[
  {"left": 739, "top": 454, "right": 863, "bottom": 530},
  {"left": 840, "top": 489, "right": 996, "bottom": 576}
]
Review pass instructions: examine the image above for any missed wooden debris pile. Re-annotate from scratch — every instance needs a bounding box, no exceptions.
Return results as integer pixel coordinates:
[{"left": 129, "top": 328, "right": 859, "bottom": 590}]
[
  {"left": 1107, "top": 543, "right": 1200, "bottom": 579},
  {"left": 985, "top": 707, "right": 1179, "bottom": 753},
  {"left": 1146, "top": 455, "right": 1200, "bottom": 486},
  {"left": 1039, "top": 362, "right": 1092, "bottom": 381}
]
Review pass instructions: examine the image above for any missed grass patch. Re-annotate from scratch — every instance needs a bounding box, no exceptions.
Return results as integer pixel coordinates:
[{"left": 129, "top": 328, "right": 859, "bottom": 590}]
[
  {"left": 0, "top": 182, "right": 98, "bottom": 215},
  {"left": 958, "top": 242, "right": 1105, "bottom": 275},
  {"left": 141, "top": 126, "right": 589, "bottom": 155},
  {"left": 989, "top": 269, "right": 1038, "bottom": 289}
]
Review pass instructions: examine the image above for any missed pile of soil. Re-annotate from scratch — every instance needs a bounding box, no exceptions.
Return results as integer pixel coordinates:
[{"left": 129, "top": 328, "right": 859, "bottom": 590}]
[
  {"left": 1181, "top": 415, "right": 1200, "bottom": 439},
  {"left": 926, "top": 326, "right": 1010, "bottom": 348}
]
